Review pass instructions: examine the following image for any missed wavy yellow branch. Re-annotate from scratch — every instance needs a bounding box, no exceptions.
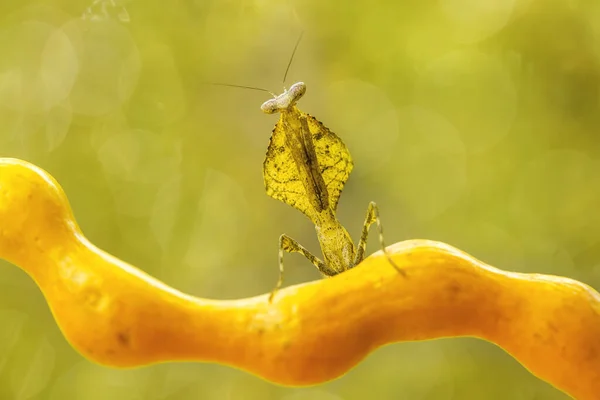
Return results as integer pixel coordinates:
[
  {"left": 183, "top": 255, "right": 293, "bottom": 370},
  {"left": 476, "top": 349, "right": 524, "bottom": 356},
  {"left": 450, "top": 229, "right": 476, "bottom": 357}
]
[{"left": 0, "top": 158, "right": 599, "bottom": 399}]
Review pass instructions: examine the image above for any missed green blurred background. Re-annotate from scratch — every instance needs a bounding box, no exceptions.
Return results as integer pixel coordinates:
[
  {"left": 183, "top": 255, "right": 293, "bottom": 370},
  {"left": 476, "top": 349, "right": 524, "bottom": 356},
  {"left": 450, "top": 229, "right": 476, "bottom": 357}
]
[{"left": 0, "top": 0, "right": 599, "bottom": 398}]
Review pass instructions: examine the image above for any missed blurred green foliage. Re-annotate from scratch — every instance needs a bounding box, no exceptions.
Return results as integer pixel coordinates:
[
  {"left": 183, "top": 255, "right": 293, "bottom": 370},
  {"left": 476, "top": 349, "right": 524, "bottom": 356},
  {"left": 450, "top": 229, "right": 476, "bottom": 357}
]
[{"left": 0, "top": 0, "right": 598, "bottom": 398}]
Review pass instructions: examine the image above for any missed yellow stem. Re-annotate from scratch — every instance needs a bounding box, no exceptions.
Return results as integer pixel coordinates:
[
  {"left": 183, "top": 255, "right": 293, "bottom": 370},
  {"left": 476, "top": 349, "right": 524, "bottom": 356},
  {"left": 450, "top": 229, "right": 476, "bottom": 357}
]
[{"left": 0, "top": 158, "right": 598, "bottom": 399}]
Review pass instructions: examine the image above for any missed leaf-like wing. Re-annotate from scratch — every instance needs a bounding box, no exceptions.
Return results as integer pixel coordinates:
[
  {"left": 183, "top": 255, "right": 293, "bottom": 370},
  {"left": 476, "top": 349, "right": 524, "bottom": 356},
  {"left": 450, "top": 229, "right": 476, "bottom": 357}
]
[{"left": 263, "top": 112, "right": 353, "bottom": 222}]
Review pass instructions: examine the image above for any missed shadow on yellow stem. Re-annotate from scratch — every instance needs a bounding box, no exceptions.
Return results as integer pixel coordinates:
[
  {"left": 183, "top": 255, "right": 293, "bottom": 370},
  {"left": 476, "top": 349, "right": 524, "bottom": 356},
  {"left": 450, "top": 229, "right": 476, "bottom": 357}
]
[{"left": 0, "top": 158, "right": 598, "bottom": 399}]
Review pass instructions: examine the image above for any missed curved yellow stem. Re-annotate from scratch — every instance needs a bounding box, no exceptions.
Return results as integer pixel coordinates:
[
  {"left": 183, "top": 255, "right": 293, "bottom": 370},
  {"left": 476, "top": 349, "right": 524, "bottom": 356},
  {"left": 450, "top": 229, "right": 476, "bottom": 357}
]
[{"left": 0, "top": 158, "right": 599, "bottom": 399}]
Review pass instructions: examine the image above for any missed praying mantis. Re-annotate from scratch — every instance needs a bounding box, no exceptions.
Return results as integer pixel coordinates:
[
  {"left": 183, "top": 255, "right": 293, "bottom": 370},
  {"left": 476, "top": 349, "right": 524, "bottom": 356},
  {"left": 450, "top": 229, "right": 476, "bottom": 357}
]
[
  {"left": 212, "top": 35, "right": 405, "bottom": 302},
  {"left": 261, "top": 80, "right": 404, "bottom": 301}
]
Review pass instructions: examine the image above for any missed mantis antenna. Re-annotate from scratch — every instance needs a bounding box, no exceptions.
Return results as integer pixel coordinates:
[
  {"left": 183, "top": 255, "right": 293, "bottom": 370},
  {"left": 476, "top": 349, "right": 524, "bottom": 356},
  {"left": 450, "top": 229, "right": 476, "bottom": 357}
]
[
  {"left": 203, "top": 82, "right": 275, "bottom": 97},
  {"left": 203, "top": 31, "right": 305, "bottom": 97},
  {"left": 282, "top": 31, "right": 305, "bottom": 85}
]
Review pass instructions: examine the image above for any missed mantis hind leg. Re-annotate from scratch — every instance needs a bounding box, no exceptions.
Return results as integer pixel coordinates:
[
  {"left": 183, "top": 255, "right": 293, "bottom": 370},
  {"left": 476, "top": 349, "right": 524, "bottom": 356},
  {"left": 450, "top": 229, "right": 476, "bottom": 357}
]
[
  {"left": 353, "top": 201, "right": 406, "bottom": 275},
  {"left": 270, "top": 234, "right": 336, "bottom": 302}
]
